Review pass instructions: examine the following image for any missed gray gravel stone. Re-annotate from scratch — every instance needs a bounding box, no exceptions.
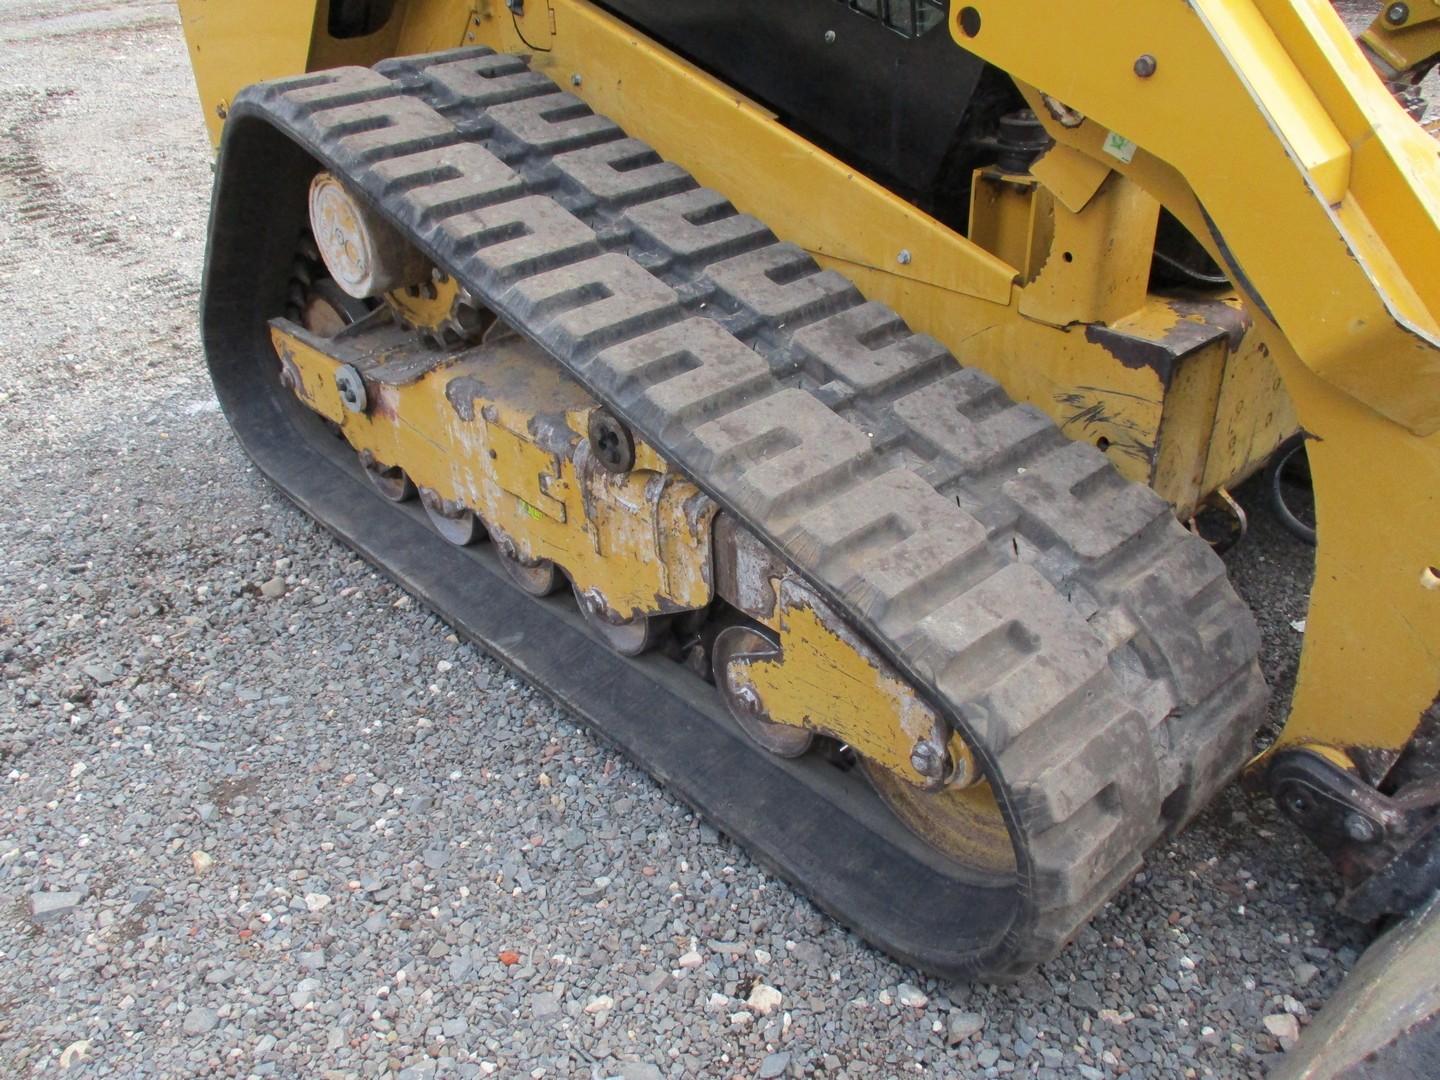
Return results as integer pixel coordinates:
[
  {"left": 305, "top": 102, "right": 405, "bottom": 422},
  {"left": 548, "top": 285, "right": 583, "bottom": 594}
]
[
  {"left": 757, "top": 1051, "right": 791, "bottom": 1078},
  {"left": 637, "top": 969, "right": 670, "bottom": 993},
  {"left": 947, "top": 1010, "right": 984, "bottom": 1044},
  {"left": 29, "top": 890, "right": 83, "bottom": 922},
  {"left": 1068, "top": 981, "right": 1101, "bottom": 1012},
  {"left": 182, "top": 1007, "right": 219, "bottom": 1036}
]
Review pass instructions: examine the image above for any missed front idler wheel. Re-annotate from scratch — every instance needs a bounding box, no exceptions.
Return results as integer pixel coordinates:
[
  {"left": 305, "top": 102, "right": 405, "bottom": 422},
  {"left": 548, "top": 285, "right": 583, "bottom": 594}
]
[{"left": 859, "top": 756, "right": 1017, "bottom": 880}]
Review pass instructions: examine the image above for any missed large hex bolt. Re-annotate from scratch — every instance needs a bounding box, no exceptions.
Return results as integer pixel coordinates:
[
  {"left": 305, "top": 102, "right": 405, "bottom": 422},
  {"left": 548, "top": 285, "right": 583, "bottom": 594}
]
[
  {"left": 588, "top": 409, "right": 636, "bottom": 474},
  {"left": 910, "top": 739, "right": 949, "bottom": 780},
  {"left": 334, "top": 364, "right": 368, "bottom": 414}
]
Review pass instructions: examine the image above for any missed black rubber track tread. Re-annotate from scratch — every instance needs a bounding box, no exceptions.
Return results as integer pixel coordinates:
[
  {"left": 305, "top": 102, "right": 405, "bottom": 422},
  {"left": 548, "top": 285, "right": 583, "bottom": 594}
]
[{"left": 216, "top": 51, "right": 1267, "bottom": 980}]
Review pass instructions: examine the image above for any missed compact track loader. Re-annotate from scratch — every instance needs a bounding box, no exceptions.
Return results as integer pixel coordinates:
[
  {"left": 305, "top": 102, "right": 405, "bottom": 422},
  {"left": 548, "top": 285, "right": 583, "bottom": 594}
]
[{"left": 177, "top": 0, "right": 1440, "bottom": 1005}]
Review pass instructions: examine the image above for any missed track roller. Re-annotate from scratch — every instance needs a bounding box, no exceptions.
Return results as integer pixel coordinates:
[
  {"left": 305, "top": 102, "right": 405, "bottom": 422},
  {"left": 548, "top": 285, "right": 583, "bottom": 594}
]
[
  {"left": 493, "top": 534, "right": 563, "bottom": 597},
  {"left": 420, "top": 489, "right": 484, "bottom": 546},
  {"left": 361, "top": 455, "right": 415, "bottom": 503},
  {"left": 573, "top": 586, "right": 670, "bottom": 656},
  {"left": 859, "top": 757, "right": 1018, "bottom": 879}
]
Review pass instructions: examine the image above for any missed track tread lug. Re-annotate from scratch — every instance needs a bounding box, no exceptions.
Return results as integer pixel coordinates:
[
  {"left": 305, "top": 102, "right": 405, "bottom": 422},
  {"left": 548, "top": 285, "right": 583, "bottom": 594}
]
[
  {"left": 595, "top": 317, "right": 773, "bottom": 429},
  {"left": 552, "top": 137, "right": 695, "bottom": 212},
  {"left": 269, "top": 67, "right": 399, "bottom": 113},
  {"left": 785, "top": 469, "right": 994, "bottom": 633},
  {"left": 905, "top": 563, "right": 1112, "bottom": 751},
  {"left": 688, "top": 389, "right": 879, "bottom": 527},
  {"left": 435, "top": 195, "right": 599, "bottom": 284},
  {"left": 704, "top": 242, "right": 863, "bottom": 330},
  {"left": 792, "top": 302, "right": 950, "bottom": 397},
  {"left": 371, "top": 143, "right": 525, "bottom": 218},
  {"left": 419, "top": 53, "right": 556, "bottom": 112},
  {"left": 624, "top": 187, "right": 774, "bottom": 268},
  {"left": 895, "top": 368, "right": 1063, "bottom": 482},
  {"left": 485, "top": 90, "right": 625, "bottom": 158},
  {"left": 1004, "top": 439, "right": 1170, "bottom": 562},
  {"left": 506, "top": 252, "right": 684, "bottom": 357}
]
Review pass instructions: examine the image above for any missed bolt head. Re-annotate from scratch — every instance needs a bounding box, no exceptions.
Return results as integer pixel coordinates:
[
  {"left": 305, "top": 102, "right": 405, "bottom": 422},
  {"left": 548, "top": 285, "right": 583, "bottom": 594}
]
[
  {"left": 1387, "top": 3, "right": 1410, "bottom": 26},
  {"left": 334, "top": 365, "right": 367, "bottom": 414},
  {"left": 896, "top": 249, "right": 912, "bottom": 266},
  {"left": 910, "top": 741, "right": 944, "bottom": 778},
  {"left": 1344, "top": 813, "right": 1378, "bottom": 843},
  {"left": 824, "top": 29, "right": 836, "bottom": 44},
  {"left": 1134, "top": 54, "right": 1158, "bottom": 79},
  {"left": 571, "top": 73, "right": 583, "bottom": 86},
  {"left": 587, "top": 409, "right": 634, "bottom": 474}
]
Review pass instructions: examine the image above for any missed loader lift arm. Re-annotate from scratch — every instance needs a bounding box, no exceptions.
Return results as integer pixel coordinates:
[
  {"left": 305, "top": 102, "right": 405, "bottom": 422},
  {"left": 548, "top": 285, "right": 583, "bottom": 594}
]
[{"left": 945, "top": 0, "right": 1440, "bottom": 816}]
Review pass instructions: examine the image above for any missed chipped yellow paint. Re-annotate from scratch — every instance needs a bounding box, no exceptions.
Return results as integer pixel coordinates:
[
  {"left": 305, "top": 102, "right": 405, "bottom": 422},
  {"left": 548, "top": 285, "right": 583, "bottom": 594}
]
[
  {"left": 734, "top": 580, "right": 1011, "bottom": 871},
  {"left": 482, "top": 420, "right": 566, "bottom": 522},
  {"left": 269, "top": 319, "right": 715, "bottom": 617},
  {"left": 275, "top": 333, "right": 347, "bottom": 425},
  {"left": 738, "top": 598, "right": 942, "bottom": 783},
  {"left": 277, "top": 314, "right": 1011, "bottom": 863},
  {"left": 732, "top": 578, "right": 1009, "bottom": 870}
]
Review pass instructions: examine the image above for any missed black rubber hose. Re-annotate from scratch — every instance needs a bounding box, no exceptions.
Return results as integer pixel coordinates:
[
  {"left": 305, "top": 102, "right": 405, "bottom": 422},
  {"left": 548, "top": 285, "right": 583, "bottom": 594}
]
[{"left": 1266, "top": 433, "right": 1317, "bottom": 546}]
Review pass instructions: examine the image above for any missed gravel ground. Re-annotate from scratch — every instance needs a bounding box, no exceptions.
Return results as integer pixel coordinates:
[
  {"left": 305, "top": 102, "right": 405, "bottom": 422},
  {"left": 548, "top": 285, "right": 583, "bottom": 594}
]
[{"left": 0, "top": 3, "right": 1388, "bottom": 1077}]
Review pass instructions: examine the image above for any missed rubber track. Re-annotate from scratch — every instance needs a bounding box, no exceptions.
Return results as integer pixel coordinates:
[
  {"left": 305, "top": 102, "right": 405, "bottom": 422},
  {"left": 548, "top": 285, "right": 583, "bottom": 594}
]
[{"left": 223, "top": 50, "right": 1267, "bottom": 978}]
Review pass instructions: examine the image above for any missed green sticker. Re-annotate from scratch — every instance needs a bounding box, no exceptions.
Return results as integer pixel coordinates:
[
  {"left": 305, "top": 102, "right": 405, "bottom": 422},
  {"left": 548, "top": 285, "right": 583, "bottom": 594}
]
[{"left": 1103, "top": 131, "right": 1137, "bottom": 165}]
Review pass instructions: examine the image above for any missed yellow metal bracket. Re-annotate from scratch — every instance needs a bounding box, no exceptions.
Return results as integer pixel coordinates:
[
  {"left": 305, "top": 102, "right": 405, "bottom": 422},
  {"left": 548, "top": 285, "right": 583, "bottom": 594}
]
[{"left": 1360, "top": 0, "right": 1440, "bottom": 78}]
